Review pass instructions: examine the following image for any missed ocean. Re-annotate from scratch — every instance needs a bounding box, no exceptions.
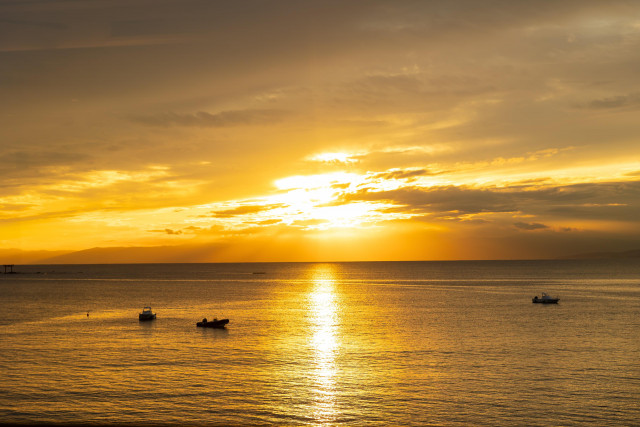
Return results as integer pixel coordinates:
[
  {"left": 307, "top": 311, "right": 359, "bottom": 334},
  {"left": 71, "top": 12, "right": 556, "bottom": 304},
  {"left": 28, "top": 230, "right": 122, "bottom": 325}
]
[{"left": 1, "top": 260, "right": 639, "bottom": 425}]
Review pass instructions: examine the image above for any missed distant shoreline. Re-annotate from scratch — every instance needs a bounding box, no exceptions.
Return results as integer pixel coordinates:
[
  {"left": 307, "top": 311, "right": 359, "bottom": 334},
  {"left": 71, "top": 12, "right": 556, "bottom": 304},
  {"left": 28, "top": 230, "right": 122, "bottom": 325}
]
[
  {"left": 3, "top": 256, "right": 640, "bottom": 268},
  {"left": 3, "top": 246, "right": 640, "bottom": 265}
]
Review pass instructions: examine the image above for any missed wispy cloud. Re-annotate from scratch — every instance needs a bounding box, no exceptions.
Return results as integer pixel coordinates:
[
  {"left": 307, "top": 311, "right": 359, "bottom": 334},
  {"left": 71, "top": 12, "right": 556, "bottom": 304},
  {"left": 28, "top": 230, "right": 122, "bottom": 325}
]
[
  {"left": 212, "top": 203, "right": 286, "bottom": 218},
  {"left": 373, "top": 169, "right": 437, "bottom": 180},
  {"left": 133, "top": 109, "right": 289, "bottom": 128},
  {"left": 148, "top": 228, "right": 183, "bottom": 235},
  {"left": 514, "top": 222, "right": 548, "bottom": 231},
  {"left": 584, "top": 93, "right": 640, "bottom": 110}
]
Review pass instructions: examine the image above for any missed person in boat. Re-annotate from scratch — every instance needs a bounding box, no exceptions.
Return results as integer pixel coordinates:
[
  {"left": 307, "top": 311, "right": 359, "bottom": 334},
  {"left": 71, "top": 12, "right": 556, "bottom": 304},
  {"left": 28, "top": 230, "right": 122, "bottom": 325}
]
[{"left": 202, "top": 318, "right": 207, "bottom": 323}]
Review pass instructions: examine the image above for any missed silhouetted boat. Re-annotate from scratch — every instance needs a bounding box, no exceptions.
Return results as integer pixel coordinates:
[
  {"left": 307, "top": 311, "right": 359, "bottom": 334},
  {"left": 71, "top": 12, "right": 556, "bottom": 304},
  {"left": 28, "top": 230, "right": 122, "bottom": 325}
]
[
  {"left": 139, "top": 306, "right": 156, "bottom": 320},
  {"left": 197, "top": 317, "right": 229, "bottom": 328},
  {"left": 532, "top": 293, "right": 559, "bottom": 304}
]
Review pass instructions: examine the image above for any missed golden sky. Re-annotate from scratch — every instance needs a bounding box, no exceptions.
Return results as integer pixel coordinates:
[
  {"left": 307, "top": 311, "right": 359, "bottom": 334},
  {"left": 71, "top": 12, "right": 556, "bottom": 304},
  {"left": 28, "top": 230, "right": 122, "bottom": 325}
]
[{"left": 2, "top": 0, "right": 640, "bottom": 262}]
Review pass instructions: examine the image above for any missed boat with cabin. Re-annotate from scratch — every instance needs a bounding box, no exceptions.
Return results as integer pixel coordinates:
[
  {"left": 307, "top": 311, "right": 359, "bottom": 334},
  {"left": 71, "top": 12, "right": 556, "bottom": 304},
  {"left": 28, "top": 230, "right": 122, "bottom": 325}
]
[
  {"left": 532, "top": 293, "right": 559, "bottom": 304},
  {"left": 139, "top": 306, "right": 156, "bottom": 320},
  {"left": 196, "top": 317, "right": 229, "bottom": 328}
]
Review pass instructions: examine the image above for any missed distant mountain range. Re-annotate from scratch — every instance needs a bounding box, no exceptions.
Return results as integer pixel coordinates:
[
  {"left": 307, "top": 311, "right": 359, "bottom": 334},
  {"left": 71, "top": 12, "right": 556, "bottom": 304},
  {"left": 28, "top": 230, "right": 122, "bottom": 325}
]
[
  {"left": 0, "top": 248, "right": 72, "bottom": 265},
  {"left": 33, "top": 245, "right": 222, "bottom": 264},
  {"left": 3, "top": 246, "right": 640, "bottom": 264}
]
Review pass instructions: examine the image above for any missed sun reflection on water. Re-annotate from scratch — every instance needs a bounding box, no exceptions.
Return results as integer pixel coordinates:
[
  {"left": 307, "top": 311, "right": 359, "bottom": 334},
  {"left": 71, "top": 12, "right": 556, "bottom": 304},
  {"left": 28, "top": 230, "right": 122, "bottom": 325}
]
[{"left": 308, "top": 264, "right": 340, "bottom": 422}]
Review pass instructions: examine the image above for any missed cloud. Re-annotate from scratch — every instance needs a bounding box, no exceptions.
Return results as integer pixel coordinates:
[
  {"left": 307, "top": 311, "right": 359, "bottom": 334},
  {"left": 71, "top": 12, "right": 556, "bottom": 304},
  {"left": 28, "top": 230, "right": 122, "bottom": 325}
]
[
  {"left": 133, "top": 109, "right": 289, "bottom": 127},
  {"left": 0, "top": 19, "right": 68, "bottom": 31},
  {"left": 0, "top": 5, "right": 193, "bottom": 52},
  {"left": 0, "top": 202, "right": 36, "bottom": 212},
  {"left": 110, "top": 19, "right": 190, "bottom": 38},
  {"left": 514, "top": 222, "right": 549, "bottom": 231},
  {"left": 343, "top": 185, "right": 518, "bottom": 216},
  {"left": 585, "top": 93, "right": 640, "bottom": 110},
  {"left": 339, "top": 180, "right": 640, "bottom": 223},
  {"left": 332, "top": 70, "right": 497, "bottom": 117},
  {"left": 149, "top": 228, "right": 183, "bottom": 235},
  {"left": 0, "top": 150, "right": 90, "bottom": 181},
  {"left": 373, "top": 169, "right": 435, "bottom": 180},
  {"left": 212, "top": 203, "right": 285, "bottom": 218}
]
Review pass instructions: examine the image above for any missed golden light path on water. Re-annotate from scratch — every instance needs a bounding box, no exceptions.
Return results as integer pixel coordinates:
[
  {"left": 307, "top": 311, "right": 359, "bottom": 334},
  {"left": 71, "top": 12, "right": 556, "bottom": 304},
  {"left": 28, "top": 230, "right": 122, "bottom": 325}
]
[{"left": 308, "top": 264, "right": 340, "bottom": 422}]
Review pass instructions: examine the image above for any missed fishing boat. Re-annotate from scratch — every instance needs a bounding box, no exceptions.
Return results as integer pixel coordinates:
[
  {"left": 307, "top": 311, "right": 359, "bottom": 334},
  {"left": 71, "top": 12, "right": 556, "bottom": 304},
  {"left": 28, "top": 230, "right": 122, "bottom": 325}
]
[
  {"left": 532, "top": 293, "right": 559, "bottom": 304},
  {"left": 196, "top": 317, "right": 229, "bottom": 328},
  {"left": 139, "top": 306, "right": 156, "bottom": 320}
]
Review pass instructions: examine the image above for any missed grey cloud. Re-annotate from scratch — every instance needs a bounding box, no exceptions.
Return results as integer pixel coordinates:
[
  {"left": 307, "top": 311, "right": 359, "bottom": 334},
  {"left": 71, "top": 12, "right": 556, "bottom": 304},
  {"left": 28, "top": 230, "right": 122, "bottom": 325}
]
[
  {"left": 110, "top": 20, "right": 190, "bottom": 37},
  {"left": 360, "top": 1, "right": 622, "bottom": 38},
  {"left": 0, "top": 150, "right": 91, "bottom": 192},
  {"left": 0, "top": 150, "right": 88, "bottom": 170},
  {"left": 585, "top": 93, "right": 640, "bottom": 110},
  {"left": 0, "top": 19, "right": 68, "bottom": 30},
  {"left": 133, "top": 109, "right": 289, "bottom": 128},
  {"left": 333, "top": 71, "right": 497, "bottom": 116},
  {"left": 514, "top": 222, "right": 548, "bottom": 231},
  {"left": 344, "top": 186, "right": 518, "bottom": 216},
  {"left": 546, "top": 204, "right": 637, "bottom": 221},
  {"left": 340, "top": 180, "right": 640, "bottom": 222},
  {"left": 148, "top": 228, "right": 183, "bottom": 235},
  {"left": 0, "top": 0, "right": 395, "bottom": 52},
  {"left": 374, "top": 169, "right": 435, "bottom": 180}
]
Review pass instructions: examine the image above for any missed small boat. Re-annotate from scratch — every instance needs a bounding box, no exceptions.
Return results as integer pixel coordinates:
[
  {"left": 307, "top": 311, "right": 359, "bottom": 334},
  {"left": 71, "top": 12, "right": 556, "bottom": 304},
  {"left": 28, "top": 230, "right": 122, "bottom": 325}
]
[
  {"left": 139, "top": 306, "right": 156, "bottom": 321},
  {"left": 196, "top": 317, "right": 229, "bottom": 328},
  {"left": 532, "top": 293, "right": 559, "bottom": 304}
]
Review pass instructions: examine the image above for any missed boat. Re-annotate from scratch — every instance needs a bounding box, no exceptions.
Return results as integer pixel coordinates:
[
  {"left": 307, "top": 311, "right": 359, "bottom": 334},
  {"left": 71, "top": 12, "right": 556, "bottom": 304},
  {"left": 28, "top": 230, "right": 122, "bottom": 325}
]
[
  {"left": 532, "top": 293, "right": 559, "bottom": 304},
  {"left": 196, "top": 317, "right": 229, "bottom": 328},
  {"left": 139, "top": 306, "right": 156, "bottom": 320}
]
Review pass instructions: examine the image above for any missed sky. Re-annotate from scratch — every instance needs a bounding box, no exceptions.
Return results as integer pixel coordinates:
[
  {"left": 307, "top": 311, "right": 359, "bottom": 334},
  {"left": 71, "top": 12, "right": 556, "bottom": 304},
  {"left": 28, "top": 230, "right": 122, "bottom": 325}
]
[{"left": 2, "top": 0, "right": 640, "bottom": 263}]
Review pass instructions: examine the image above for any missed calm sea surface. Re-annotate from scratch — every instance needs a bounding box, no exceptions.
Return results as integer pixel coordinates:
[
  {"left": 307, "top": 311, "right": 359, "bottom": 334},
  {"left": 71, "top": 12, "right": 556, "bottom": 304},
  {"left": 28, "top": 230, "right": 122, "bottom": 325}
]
[{"left": 1, "top": 260, "right": 639, "bottom": 425}]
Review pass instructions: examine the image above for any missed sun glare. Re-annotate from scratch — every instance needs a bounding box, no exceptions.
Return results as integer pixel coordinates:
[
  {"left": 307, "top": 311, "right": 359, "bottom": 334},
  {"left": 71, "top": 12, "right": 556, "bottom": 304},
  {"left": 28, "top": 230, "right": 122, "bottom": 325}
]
[
  {"left": 308, "top": 264, "right": 339, "bottom": 422},
  {"left": 309, "top": 152, "right": 360, "bottom": 163},
  {"left": 263, "top": 172, "right": 410, "bottom": 230},
  {"left": 274, "top": 172, "right": 360, "bottom": 190}
]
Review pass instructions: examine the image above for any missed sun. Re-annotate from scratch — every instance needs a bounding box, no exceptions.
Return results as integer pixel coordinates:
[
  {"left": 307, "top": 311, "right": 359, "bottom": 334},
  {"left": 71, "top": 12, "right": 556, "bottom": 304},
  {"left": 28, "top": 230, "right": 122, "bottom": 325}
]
[{"left": 269, "top": 172, "right": 391, "bottom": 230}]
